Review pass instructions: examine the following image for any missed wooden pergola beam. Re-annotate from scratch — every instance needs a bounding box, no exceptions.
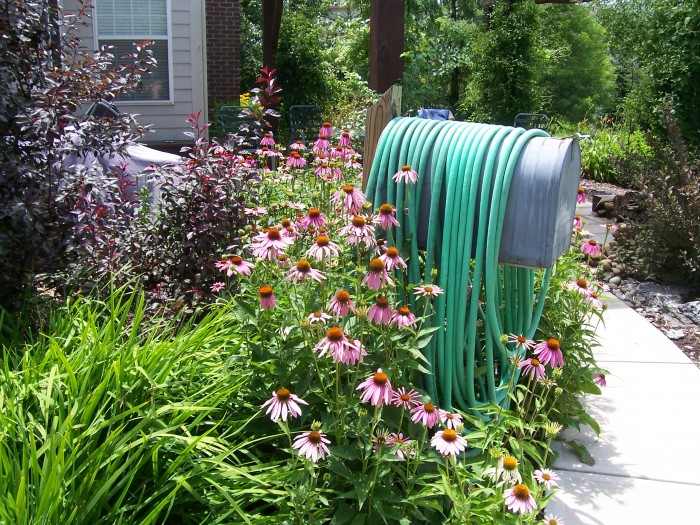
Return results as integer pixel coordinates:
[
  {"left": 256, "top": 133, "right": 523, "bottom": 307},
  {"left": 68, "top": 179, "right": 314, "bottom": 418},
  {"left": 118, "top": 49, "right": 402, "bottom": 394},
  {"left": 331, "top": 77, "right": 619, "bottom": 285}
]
[
  {"left": 262, "top": 0, "right": 283, "bottom": 69},
  {"left": 369, "top": 0, "right": 404, "bottom": 93}
]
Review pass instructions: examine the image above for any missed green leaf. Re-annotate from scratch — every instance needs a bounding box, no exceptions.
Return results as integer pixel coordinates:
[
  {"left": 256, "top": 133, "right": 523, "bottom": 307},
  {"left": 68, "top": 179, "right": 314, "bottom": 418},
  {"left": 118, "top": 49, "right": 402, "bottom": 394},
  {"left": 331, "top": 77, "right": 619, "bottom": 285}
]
[{"left": 564, "top": 439, "right": 595, "bottom": 466}]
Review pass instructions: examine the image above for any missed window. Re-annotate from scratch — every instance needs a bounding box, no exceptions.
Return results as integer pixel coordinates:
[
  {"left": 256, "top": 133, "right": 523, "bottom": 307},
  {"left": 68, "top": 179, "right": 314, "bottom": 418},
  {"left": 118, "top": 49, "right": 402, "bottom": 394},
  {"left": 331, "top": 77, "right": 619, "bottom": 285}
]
[{"left": 94, "top": 0, "right": 171, "bottom": 102}]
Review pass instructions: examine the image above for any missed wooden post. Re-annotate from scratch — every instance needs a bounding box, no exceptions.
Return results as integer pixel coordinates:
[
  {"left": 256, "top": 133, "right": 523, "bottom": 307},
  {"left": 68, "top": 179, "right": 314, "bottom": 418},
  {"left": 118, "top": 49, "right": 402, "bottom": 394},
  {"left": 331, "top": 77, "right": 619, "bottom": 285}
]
[
  {"left": 363, "top": 85, "right": 402, "bottom": 190},
  {"left": 369, "top": 0, "right": 404, "bottom": 93},
  {"left": 262, "top": 0, "right": 283, "bottom": 69}
]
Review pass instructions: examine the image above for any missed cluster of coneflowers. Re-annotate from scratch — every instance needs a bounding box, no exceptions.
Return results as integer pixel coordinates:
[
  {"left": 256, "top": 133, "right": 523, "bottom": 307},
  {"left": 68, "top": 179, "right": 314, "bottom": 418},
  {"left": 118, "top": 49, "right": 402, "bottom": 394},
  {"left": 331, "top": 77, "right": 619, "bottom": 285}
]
[{"left": 216, "top": 122, "right": 579, "bottom": 523}]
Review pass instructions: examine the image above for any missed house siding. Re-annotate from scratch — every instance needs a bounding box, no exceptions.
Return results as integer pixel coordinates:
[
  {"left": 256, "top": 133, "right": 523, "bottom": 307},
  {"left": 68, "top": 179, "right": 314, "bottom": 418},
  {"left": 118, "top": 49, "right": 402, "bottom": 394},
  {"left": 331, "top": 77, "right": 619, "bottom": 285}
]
[{"left": 65, "top": 0, "right": 208, "bottom": 145}]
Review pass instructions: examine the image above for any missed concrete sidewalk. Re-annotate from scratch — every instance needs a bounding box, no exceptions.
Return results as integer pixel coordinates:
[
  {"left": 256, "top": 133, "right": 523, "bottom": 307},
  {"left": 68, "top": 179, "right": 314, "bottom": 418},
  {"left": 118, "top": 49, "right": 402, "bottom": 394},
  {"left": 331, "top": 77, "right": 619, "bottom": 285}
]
[{"left": 546, "top": 203, "right": 700, "bottom": 523}]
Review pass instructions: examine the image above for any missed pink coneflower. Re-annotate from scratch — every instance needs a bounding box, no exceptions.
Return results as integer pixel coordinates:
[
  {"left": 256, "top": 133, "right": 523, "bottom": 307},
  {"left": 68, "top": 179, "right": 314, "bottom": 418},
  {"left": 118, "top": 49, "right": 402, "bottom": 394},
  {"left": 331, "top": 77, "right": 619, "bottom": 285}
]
[
  {"left": 503, "top": 484, "right": 536, "bottom": 515},
  {"left": 413, "top": 284, "right": 444, "bottom": 298},
  {"left": 256, "top": 146, "right": 281, "bottom": 157},
  {"left": 593, "top": 372, "right": 607, "bottom": 387},
  {"left": 313, "top": 134, "right": 330, "bottom": 153},
  {"left": 587, "top": 290, "right": 604, "bottom": 309},
  {"left": 299, "top": 207, "right": 326, "bottom": 230},
  {"left": 576, "top": 186, "right": 587, "bottom": 204},
  {"left": 280, "top": 219, "right": 301, "bottom": 240},
  {"left": 356, "top": 368, "right": 393, "bottom": 406},
  {"left": 314, "top": 162, "right": 332, "bottom": 178},
  {"left": 372, "top": 429, "right": 395, "bottom": 451},
  {"left": 380, "top": 246, "right": 407, "bottom": 271},
  {"left": 261, "top": 387, "right": 308, "bottom": 422},
  {"left": 331, "top": 145, "right": 354, "bottom": 160},
  {"left": 292, "top": 429, "right": 331, "bottom": 462},
  {"left": 314, "top": 326, "right": 353, "bottom": 361},
  {"left": 289, "top": 139, "right": 306, "bottom": 150},
  {"left": 393, "top": 165, "right": 418, "bottom": 184},
  {"left": 363, "top": 257, "right": 394, "bottom": 290},
  {"left": 338, "top": 129, "right": 352, "bottom": 147},
  {"left": 260, "top": 132, "right": 276, "bottom": 146},
  {"left": 307, "top": 234, "right": 341, "bottom": 262},
  {"left": 332, "top": 184, "right": 366, "bottom": 215},
  {"left": 390, "top": 433, "right": 414, "bottom": 459},
  {"left": 542, "top": 514, "right": 565, "bottom": 525},
  {"left": 340, "top": 339, "right": 367, "bottom": 365},
  {"left": 411, "top": 402, "right": 440, "bottom": 428},
  {"left": 287, "top": 259, "right": 326, "bottom": 283},
  {"left": 581, "top": 239, "right": 602, "bottom": 256},
  {"left": 573, "top": 215, "right": 583, "bottom": 229},
  {"left": 286, "top": 150, "right": 307, "bottom": 168},
  {"left": 244, "top": 155, "right": 256, "bottom": 167},
  {"left": 506, "top": 333, "right": 536, "bottom": 351},
  {"left": 308, "top": 311, "right": 331, "bottom": 325},
  {"left": 216, "top": 255, "right": 255, "bottom": 277},
  {"left": 518, "top": 357, "right": 547, "bottom": 380},
  {"left": 570, "top": 277, "right": 593, "bottom": 297},
  {"left": 250, "top": 227, "right": 294, "bottom": 260},
  {"left": 320, "top": 121, "right": 334, "bottom": 137},
  {"left": 258, "top": 285, "right": 276, "bottom": 309},
  {"left": 374, "top": 203, "right": 400, "bottom": 229},
  {"left": 277, "top": 253, "right": 291, "bottom": 268},
  {"left": 391, "top": 387, "right": 422, "bottom": 409},
  {"left": 534, "top": 468, "right": 560, "bottom": 490},
  {"left": 339, "top": 215, "right": 376, "bottom": 247},
  {"left": 534, "top": 338, "right": 564, "bottom": 368},
  {"left": 484, "top": 456, "right": 522, "bottom": 487},
  {"left": 390, "top": 306, "right": 417, "bottom": 330},
  {"left": 439, "top": 409, "right": 463, "bottom": 430},
  {"left": 211, "top": 282, "right": 226, "bottom": 292},
  {"left": 368, "top": 296, "right": 393, "bottom": 325},
  {"left": 329, "top": 289, "right": 356, "bottom": 317},
  {"left": 374, "top": 237, "right": 388, "bottom": 256},
  {"left": 345, "top": 156, "right": 362, "bottom": 170},
  {"left": 431, "top": 429, "right": 468, "bottom": 456},
  {"left": 244, "top": 206, "right": 268, "bottom": 217}
]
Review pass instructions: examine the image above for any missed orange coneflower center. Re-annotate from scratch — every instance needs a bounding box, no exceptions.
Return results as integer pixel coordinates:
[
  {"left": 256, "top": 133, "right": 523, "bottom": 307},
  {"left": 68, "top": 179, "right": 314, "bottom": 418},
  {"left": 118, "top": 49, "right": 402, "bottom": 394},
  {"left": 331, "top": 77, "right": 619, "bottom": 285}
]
[
  {"left": 266, "top": 227, "right": 281, "bottom": 240},
  {"left": 542, "top": 473, "right": 552, "bottom": 481},
  {"left": 398, "top": 306, "right": 411, "bottom": 317},
  {"left": 318, "top": 134, "right": 327, "bottom": 140},
  {"left": 308, "top": 207, "right": 322, "bottom": 218},
  {"left": 379, "top": 203, "right": 394, "bottom": 214},
  {"left": 296, "top": 260, "right": 311, "bottom": 272},
  {"left": 402, "top": 165, "right": 412, "bottom": 171},
  {"left": 342, "top": 130, "right": 350, "bottom": 137},
  {"left": 335, "top": 289, "right": 350, "bottom": 302},
  {"left": 424, "top": 403, "right": 436, "bottom": 413},
  {"left": 352, "top": 216, "right": 366, "bottom": 227},
  {"left": 316, "top": 235, "right": 330, "bottom": 247},
  {"left": 386, "top": 247, "right": 399, "bottom": 257},
  {"left": 517, "top": 335, "right": 527, "bottom": 344},
  {"left": 513, "top": 484, "right": 530, "bottom": 500},
  {"left": 291, "top": 150, "right": 301, "bottom": 158},
  {"left": 343, "top": 184, "right": 355, "bottom": 194},
  {"left": 503, "top": 456, "right": 518, "bottom": 471},
  {"left": 321, "top": 162, "right": 329, "bottom": 168},
  {"left": 277, "top": 254, "right": 289, "bottom": 263},
  {"left": 547, "top": 338, "right": 560, "bottom": 351},
  {"left": 373, "top": 371, "right": 388, "bottom": 386},
  {"left": 444, "top": 412, "right": 455, "bottom": 420},
  {"left": 318, "top": 227, "right": 327, "bottom": 234},
  {"left": 588, "top": 239, "right": 598, "bottom": 246},
  {"left": 369, "top": 258, "right": 385, "bottom": 272},
  {"left": 400, "top": 393, "right": 411, "bottom": 402},
  {"left": 312, "top": 311, "right": 323, "bottom": 318},
  {"left": 323, "top": 121, "right": 331, "bottom": 127},
  {"left": 423, "top": 286, "right": 434, "bottom": 294},
  {"left": 547, "top": 520, "right": 558, "bottom": 525},
  {"left": 259, "top": 286, "right": 273, "bottom": 297},
  {"left": 577, "top": 278, "right": 588, "bottom": 288},
  {"left": 575, "top": 215, "right": 581, "bottom": 221},
  {"left": 281, "top": 218, "right": 291, "bottom": 228},
  {"left": 395, "top": 437, "right": 404, "bottom": 444},
  {"left": 308, "top": 430, "right": 322, "bottom": 444},
  {"left": 260, "top": 146, "right": 269, "bottom": 152},
  {"left": 335, "top": 146, "right": 343, "bottom": 152},
  {"left": 264, "top": 132, "right": 271, "bottom": 138},
  {"left": 578, "top": 186, "right": 585, "bottom": 193},
  {"left": 326, "top": 326, "right": 344, "bottom": 342},
  {"left": 276, "top": 387, "right": 291, "bottom": 401},
  {"left": 442, "top": 429, "right": 458, "bottom": 442},
  {"left": 531, "top": 358, "right": 541, "bottom": 367},
  {"left": 231, "top": 256, "right": 243, "bottom": 264},
  {"left": 295, "top": 140, "right": 303, "bottom": 145},
  {"left": 376, "top": 296, "right": 389, "bottom": 308}
]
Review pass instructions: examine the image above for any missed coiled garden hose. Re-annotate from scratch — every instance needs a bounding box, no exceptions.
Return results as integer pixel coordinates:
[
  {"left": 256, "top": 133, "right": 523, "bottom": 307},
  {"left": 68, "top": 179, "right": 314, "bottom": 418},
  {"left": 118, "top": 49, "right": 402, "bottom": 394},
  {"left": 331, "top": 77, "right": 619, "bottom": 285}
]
[{"left": 365, "top": 117, "right": 553, "bottom": 412}]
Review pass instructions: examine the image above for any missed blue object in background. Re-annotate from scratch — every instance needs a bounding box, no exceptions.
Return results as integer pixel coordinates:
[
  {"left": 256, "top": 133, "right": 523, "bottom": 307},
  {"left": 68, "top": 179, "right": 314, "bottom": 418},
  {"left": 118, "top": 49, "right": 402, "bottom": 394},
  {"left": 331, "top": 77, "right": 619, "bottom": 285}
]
[{"left": 417, "top": 108, "right": 455, "bottom": 121}]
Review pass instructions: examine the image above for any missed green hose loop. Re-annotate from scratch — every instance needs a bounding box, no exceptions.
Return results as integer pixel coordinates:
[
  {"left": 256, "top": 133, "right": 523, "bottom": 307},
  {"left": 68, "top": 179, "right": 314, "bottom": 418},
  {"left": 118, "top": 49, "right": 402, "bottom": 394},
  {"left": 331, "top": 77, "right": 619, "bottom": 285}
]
[{"left": 367, "top": 117, "right": 556, "bottom": 412}]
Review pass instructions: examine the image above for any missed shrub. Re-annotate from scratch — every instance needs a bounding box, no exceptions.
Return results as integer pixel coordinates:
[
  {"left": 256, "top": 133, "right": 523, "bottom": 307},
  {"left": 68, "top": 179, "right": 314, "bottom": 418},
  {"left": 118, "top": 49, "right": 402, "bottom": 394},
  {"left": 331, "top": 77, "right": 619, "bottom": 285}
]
[
  {"left": 0, "top": 0, "right": 154, "bottom": 301},
  {"left": 614, "top": 110, "right": 700, "bottom": 287}
]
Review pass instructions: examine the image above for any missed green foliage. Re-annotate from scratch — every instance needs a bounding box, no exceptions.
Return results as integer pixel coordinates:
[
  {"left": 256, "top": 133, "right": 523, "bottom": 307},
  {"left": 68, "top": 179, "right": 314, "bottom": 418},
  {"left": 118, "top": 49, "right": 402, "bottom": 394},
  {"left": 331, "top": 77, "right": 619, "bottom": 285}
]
[
  {"left": 0, "top": 285, "right": 286, "bottom": 524},
  {"left": 462, "top": 0, "right": 543, "bottom": 124},
  {"left": 597, "top": 0, "right": 700, "bottom": 145},
  {"left": 613, "top": 111, "right": 700, "bottom": 287},
  {"left": 538, "top": 4, "right": 616, "bottom": 123}
]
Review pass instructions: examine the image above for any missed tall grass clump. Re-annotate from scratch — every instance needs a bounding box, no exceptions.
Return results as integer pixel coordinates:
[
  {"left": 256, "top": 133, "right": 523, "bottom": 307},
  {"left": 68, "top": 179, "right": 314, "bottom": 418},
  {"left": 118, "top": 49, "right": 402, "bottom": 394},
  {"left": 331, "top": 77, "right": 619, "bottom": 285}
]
[{"left": 0, "top": 284, "right": 287, "bottom": 524}]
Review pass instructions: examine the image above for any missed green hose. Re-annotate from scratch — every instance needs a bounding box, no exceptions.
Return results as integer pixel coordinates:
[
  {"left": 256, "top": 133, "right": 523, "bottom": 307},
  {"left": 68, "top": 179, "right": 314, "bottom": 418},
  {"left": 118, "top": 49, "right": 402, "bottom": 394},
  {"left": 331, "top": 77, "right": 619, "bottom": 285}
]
[{"left": 366, "top": 117, "right": 553, "bottom": 412}]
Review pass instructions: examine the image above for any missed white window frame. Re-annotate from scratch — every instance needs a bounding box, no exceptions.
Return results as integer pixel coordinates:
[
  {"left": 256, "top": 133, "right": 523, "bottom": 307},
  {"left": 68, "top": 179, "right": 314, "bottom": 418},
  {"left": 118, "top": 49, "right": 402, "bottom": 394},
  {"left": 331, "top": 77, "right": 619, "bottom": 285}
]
[{"left": 92, "top": 0, "right": 175, "bottom": 105}]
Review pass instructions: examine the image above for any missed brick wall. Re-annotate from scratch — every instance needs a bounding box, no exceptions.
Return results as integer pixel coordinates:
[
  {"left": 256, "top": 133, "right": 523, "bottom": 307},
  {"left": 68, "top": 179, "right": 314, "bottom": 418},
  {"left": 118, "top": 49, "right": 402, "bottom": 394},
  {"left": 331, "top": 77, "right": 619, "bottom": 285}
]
[{"left": 205, "top": 0, "right": 241, "bottom": 110}]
